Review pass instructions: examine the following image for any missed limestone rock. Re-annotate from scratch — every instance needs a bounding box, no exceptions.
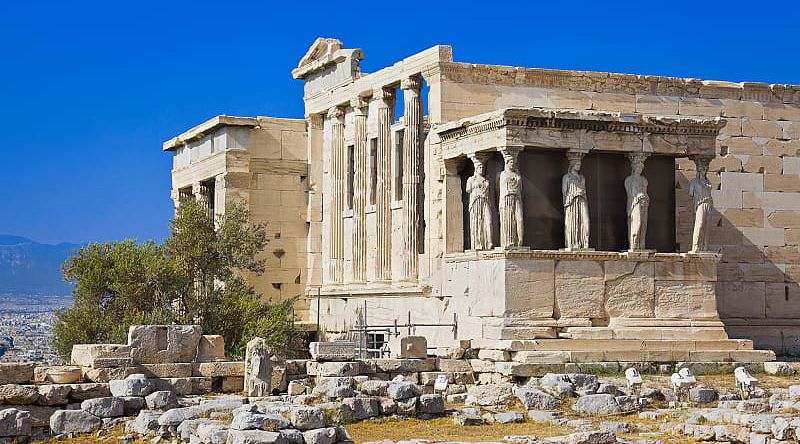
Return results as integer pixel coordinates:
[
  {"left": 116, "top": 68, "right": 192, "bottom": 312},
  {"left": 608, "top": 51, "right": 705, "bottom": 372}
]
[
  {"left": 0, "top": 364, "right": 34, "bottom": 385},
  {"left": 309, "top": 342, "right": 356, "bottom": 362},
  {"left": 515, "top": 387, "right": 561, "bottom": 410},
  {"left": 67, "top": 383, "right": 112, "bottom": 401},
  {"left": 689, "top": 387, "right": 718, "bottom": 404},
  {"left": 37, "top": 384, "right": 72, "bottom": 406},
  {"left": 128, "top": 325, "right": 202, "bottom": 364},
  {"left": 396, "top": 397, "right": 418, "bottom": 415},
  {"left": 196, "top": 423, "right": 229, "bottom": 444},
  {"left": 302, "top": 427, "right": 338, "bottom": 444},
  {"left": 387, "top": 382, "right": 421, "bottom": 400},
  {"left": 230, "top": 409, "right": 290, "bottom": 432},
  {"left": 418, "top": 394, "right": 445, "bottom": 414},
  {"left": 197, "top": 335, "right": 226, "bottom": 362},
  {"left": 120, "top": 396, "right": 145, "bottom": 416},
  {"left": 226, "top": 429, "right": 284, "bottom": 444},
  {"left": 0, "top": 385, "right": 39, "bottom": 405},
  {"left": 342, "top": 397, "right": 380, "bottom": 419},
  {"left": 49, "top": 409, "right": 103, "bottom": 434},
  {"left": 80, "top": 397, "right": 124, "bottom": 418},
  {"left": 466, "top": 383, "right": 514, "bottom": 406},
  {"left": 764, "top": 362, "right": 795, "bottom": 376},
  {"left": 289, "top": 406, "right": 324, "bottom": 430},
  {"left": 144, "top": 390, "right": 177, "bottom": 410},
  {"left": 572, "top": 394, "right": 622, "bottom": 415},
  {"left": 109, "top": 374, "right": 156, "bottom": 397},
  {"left": 245, "top": 338, "right": 273, "bottom": 397},
  {"left": 561, "top": 430, "right": 617, "bottom": 444},
  {"left": 358, "top": 380, "right": 390, "bottom": 396},
  {"left": 494, "top": 411, "right": 524, "bottom": 424},
  {"left": 388, "top": 336, "right": 427, "bottom": 359},
  {"left": 177, "top": 418, "right": 220, "bottom": 442},
  {"left": 70, "top": 344, "right": 132, "bottom": 368},
  {"left": 0, "top": 408, "right": 31, "bottom": 437}
]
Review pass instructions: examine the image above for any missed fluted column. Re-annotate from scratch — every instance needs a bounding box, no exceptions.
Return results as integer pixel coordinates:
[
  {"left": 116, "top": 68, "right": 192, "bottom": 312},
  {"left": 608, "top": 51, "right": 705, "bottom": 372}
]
[
  {"left": 373, "top": 86, "right": 395, "bottom": 281},
  {"left": 401, "top": 76, "right": 423, "bottom": 281},
  {"left": 350, "top": 96, "right": 369, "bottom": 283},
  {"left": 327, "top": 106, "right": 345, "bottom": 283}
]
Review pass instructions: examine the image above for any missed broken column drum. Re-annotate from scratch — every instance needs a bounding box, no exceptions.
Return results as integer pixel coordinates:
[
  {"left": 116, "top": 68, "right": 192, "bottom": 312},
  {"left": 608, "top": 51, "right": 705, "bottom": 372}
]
[{"left": 244, "top": 338, "right": 272, "bottom": 397}]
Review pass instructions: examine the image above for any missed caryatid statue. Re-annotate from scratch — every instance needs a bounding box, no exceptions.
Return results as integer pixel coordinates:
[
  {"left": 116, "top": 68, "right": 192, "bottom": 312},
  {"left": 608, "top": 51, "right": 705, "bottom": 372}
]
[
  {"left": 562, "top": 152, "right": 590, "bottom": 250},
  {"left": 625, "top": 153, "right": 650, "bottom": 251},
  {"left": 689, "top": 156, "right": 713, "bottom": 253},
  {"left": 466, "top": 154, "right": 494, "bottom": 250},
  {"left": 499, "top": 148, "right": 524, "bottom": 248}
]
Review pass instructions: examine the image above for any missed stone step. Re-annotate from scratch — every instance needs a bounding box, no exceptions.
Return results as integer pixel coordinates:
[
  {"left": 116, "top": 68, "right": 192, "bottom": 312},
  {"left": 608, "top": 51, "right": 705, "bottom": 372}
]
[
  {"left": 565, "top": 326, "right": 730, "bottom": 341},
  {"left": 471, "top": 338, "right": 755, "bottom": 352},
  {"left": 506, "top": 348, "right": 775, "bottom": 364}
]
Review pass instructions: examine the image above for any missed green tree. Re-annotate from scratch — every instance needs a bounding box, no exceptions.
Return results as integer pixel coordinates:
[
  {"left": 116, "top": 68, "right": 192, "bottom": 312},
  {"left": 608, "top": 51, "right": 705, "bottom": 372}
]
[{"left": 53, "top": 201, "right": 300, "bottom": 361}]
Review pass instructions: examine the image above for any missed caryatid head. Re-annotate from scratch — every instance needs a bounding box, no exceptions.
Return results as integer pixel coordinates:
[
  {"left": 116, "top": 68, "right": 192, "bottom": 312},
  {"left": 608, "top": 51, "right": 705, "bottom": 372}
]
[
  {"left": 470, "top": 154, "right": 486, "bottom": 177},
  {"left": 629, "top": 153, "right": 647, "bottom": 176},
  {"left": 567, "top": 152, "right": 584, "bottom": 174}
]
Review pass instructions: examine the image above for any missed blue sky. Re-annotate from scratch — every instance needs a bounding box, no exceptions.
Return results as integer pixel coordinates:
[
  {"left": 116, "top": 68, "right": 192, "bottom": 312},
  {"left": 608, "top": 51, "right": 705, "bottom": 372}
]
[{"left": 1, "top": 1, "right": 798, "bottom": 245}]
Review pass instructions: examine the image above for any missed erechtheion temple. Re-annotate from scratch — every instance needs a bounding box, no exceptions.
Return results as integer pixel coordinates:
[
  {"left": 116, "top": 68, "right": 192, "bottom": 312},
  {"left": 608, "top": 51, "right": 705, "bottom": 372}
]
[{"left": 164, "top": 38, "right": 800, "bottom": 360}]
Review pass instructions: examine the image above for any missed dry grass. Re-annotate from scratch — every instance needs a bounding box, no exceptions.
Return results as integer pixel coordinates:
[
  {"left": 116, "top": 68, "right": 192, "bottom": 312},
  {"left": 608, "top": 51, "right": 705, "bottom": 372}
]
[
  {"left": 346, "top": 416, "right": 572, "bottom": 443},
  {"left": 41, "top": 425, "right": 149, "bottom": 444}
]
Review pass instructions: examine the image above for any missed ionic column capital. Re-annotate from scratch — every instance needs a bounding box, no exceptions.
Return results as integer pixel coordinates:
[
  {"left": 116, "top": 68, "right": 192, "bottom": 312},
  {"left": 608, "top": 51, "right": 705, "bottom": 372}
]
[
  {"left": 350, "top": 96, "right": 370, "bottom": 116},
  {"left": 401, "top": 75, "right": 422, "bottom": 91},
  {"left": 327, "top": 106, "right": 345, "bottom": 121},
  {"left": 372, "top": 86, "right": 396, "bottom": 104}
]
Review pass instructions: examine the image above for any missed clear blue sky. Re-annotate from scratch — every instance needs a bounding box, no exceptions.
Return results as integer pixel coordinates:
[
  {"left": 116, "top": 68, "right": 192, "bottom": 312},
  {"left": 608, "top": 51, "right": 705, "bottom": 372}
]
[{"left": 1, "top": 1, "right": 798, "bottom": 245}]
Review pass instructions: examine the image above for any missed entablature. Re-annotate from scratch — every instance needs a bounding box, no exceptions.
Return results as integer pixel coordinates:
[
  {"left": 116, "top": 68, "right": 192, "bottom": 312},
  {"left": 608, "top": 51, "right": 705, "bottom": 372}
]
[{"left": 436, "top": 108, "right": 726, "bottom": 160}]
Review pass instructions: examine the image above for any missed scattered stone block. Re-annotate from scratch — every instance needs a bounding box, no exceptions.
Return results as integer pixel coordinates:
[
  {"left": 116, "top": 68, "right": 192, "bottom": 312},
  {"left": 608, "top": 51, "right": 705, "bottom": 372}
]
[
  {"left": 194, "top": 361, "right": 245, "bottom": 378},
  {"left": 387, "top": 382, "right": 421, "bottom": 400},
  {"left": 140, "top": 363, "right": 193, "bottom": 379},
  {"left": 289, "top": 406, "right": 324, "bottom": 430},
  {"left": 120, "top": 396, "right": 145, "bottom": 416},
  {"left": 130, "top": 410, "right": 162, "bottom": 435},
  {"left": 220, "top": 376, "right": 245, "bottom": 393},
  {"left": 764, "top": 362, "right": 796, "bottom": 375},
  {"left": 514, "top": 387, "right": 561, "bottom": 410},
  {"left": 144, "top": 390, "right": 177, "bottom": 410},
  {"left": 437, "top": 359, "right": 472, "bottom": 372},
  {"left": 109, "top": 374, "right": 156, "bottom": 397},
  {"left": 43, "top": 366, "right": 82, "bottom": 384},
  {"left": 37, "top": 384, "right": 72, "bottom": 406},
  {"left": 306, "top": 361, "right": 361, "bottom": 377},
  {"left": 389, "top": 336, "right": 427, "bottom": 359},
  {"left": 689, "top": 387, "right": 718, "bottom": 404},
  {"left": 309, "top": 342, "right": 356, "bottom": 362},
  {"left": 80, "top": 397, "right": 124, "bottom": 418},
  {"left": 83, "top": 366, "right": 140, "bottom": 383},
  {"left": 0, "top": 408, "right": 31, "bottom": 437},
  {"left": 342, "top": 397, "right": 380, "bottom": 419},
  {"left": 49, "top": 409, "right": 103, "bottom": 434},
  {"left": 302, "top": 427, "right": 338, "bottom": 444},
  {"left": 226, "top": 429, "right": 284, "bottom": 444},
  {"left": 357, "top": 380, "right": 389, "bottom": 396},
  {"left": 418, "top": 394, "right": 445, "bottom": 414},
  {"left": 154, "top": 377, "right": 212, "bottom": 396},
  {"left": 572, "top": 394, "right": 622, "bottom": 415},
  {"left": 128, "top": 325, "right": 202, "bottom": 364},
  {"left": 70, "top": 344, "right": 132, "bottom": 368},
  {"left": 0, "top": 385, "right": 39, "bottom": 405},
  {"left": 396, "top": 397, "right": 418, "bottom": 415},
  {"left": 197, "top": 335, "right": 226, "bottom": 362},
  {"left": 0, "top": 364, "right": 34, "bottom": 385},
  {"left": 66, "top": 383, "right": 111, "bottom": 401},
  {"left": 372, "top": 358, "right": 436, "bottom": 373}
]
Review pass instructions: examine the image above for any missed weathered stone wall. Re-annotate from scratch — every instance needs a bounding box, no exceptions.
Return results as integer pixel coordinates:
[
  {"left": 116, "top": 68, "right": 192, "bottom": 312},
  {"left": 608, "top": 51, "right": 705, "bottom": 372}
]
[
  {"left": 433, "top": 62, "right": 800, "bottom": 354},
  {"left": 244, "top": 118, "right": 308, "bottom": 312}
]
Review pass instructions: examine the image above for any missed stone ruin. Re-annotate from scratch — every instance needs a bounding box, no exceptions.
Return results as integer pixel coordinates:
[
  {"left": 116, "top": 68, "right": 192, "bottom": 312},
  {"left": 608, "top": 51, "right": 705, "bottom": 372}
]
[{"left": 2, "top": 326, "right": 800, "bottom": 443}]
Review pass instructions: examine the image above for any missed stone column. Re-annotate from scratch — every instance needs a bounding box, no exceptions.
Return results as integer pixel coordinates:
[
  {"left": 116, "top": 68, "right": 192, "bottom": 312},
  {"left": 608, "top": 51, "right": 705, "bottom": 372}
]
[
  {"left": 401, "top": 76, "right": 423, "bottom": 281},
  {"left": 350, "top": 96, "right": 369, "bottom": 283},
  {"left": 373, "top": 87, "right": 395, "bottom": 281},
  {"left": 689, "top": 155, "right": 714, "bottom": 254},
  {"left": 214, "top": 174, "right": 226, "bottom": 229},
  {"left": 328, "top": 106, "right": 346, "bottom": 283},
  {"left": 499, "top": 147, "right": 524, "bottom": 248}
]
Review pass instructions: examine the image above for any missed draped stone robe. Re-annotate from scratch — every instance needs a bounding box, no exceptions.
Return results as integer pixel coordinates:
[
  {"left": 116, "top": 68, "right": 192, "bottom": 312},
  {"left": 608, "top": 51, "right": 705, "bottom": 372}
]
[
  {"left": 625, "top": 174, "right": 649, "bottom": 251},
  {"left": 499, "top": 169, "right": 524, "bottom": 248},
  {"left": 562, "top": 172, "right": 589, "bottom": 249},
  {"left": 466, "top": 174, "right": 494, "bottom": 250},
  {"left": 689, "top": 176, "right": 713, "bottom": 253}
]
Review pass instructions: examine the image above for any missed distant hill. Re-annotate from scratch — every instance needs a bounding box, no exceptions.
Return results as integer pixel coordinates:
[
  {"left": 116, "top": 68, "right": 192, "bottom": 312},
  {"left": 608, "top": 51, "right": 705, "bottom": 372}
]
[{"left": 0, "top": 235, "right": 81, "bottom": 296}]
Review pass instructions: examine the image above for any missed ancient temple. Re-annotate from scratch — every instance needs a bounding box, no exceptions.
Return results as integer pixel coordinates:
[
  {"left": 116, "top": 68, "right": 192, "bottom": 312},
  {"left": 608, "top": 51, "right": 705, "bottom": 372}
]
[{"left": 165, "top": 38, "right": 800, "bottom": 359}]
